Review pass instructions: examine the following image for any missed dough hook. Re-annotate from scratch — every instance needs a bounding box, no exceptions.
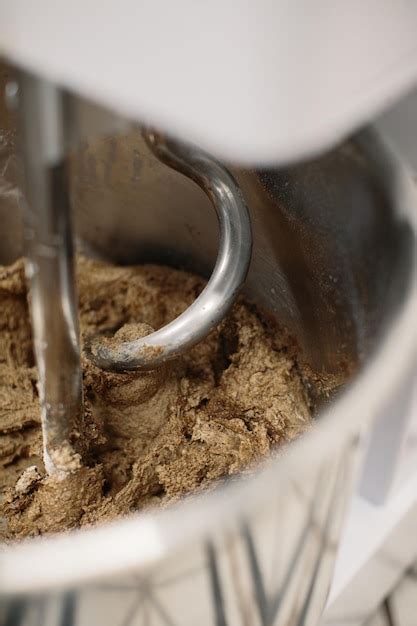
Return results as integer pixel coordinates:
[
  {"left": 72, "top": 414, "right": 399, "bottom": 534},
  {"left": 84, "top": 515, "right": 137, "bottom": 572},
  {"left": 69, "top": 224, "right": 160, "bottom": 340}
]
[
  {"left": 17, "top": 74, "right": 252, "bottom": 475},
  {"left": 85, "top": 129, "right": 252, "bottom": 371}
]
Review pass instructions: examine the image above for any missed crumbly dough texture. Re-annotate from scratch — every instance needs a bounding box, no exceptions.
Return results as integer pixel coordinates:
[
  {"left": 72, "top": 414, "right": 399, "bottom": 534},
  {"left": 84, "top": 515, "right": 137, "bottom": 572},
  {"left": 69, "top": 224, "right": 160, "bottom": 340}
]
[{"left": 0, "top": 257, "right": 312, "bottom": 539}]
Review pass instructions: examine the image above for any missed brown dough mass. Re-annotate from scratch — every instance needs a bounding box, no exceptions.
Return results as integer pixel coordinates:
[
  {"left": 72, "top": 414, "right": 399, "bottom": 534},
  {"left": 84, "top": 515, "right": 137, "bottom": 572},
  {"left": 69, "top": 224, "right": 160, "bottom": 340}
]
[{"left": 0, "top": 256, "right": 312, "bottom": 540}]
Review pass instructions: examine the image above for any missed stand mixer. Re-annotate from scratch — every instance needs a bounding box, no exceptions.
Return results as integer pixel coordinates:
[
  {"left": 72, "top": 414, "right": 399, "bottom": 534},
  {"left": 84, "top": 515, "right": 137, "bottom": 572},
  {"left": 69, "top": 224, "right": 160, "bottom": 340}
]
[
  {"left": 1, "top": 0, "right": 416, "bottom": 480},
  {"left": 0, "top": 3, "right": 417, "bottom": 626}
]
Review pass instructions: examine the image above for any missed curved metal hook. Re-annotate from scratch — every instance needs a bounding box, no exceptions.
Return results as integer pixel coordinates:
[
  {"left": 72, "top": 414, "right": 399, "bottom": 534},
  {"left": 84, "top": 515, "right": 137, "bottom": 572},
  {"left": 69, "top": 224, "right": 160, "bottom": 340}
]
[{"left": 85, "top": 130, "right": 252, "bottom": 371}]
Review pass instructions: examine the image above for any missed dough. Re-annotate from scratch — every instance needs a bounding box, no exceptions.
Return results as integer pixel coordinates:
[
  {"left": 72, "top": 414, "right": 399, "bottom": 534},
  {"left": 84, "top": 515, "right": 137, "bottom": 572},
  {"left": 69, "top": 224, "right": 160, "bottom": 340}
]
[{"left": 0, "top": 257, "right": 312, "bottom": 539}]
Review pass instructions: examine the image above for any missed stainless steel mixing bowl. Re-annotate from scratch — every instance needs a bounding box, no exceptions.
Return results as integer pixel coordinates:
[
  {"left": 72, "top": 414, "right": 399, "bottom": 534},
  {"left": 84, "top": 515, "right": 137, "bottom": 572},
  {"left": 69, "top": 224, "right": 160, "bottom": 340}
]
[{"left": 0, "top": 81, "right": 416, "bottom": 626}]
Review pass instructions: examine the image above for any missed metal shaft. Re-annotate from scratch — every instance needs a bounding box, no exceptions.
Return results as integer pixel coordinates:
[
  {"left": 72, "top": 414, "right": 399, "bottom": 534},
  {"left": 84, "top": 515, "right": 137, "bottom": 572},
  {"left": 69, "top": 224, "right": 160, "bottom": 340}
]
[{"left": 18, "top": 73, "right": 83, "bottom": 477}]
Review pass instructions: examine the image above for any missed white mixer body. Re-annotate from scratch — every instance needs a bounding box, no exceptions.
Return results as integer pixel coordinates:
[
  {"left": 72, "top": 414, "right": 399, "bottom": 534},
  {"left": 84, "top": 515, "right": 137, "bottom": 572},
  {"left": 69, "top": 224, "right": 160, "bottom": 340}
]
[{"left": 0, "top": 0, "right": 416, "bottom": 164}]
